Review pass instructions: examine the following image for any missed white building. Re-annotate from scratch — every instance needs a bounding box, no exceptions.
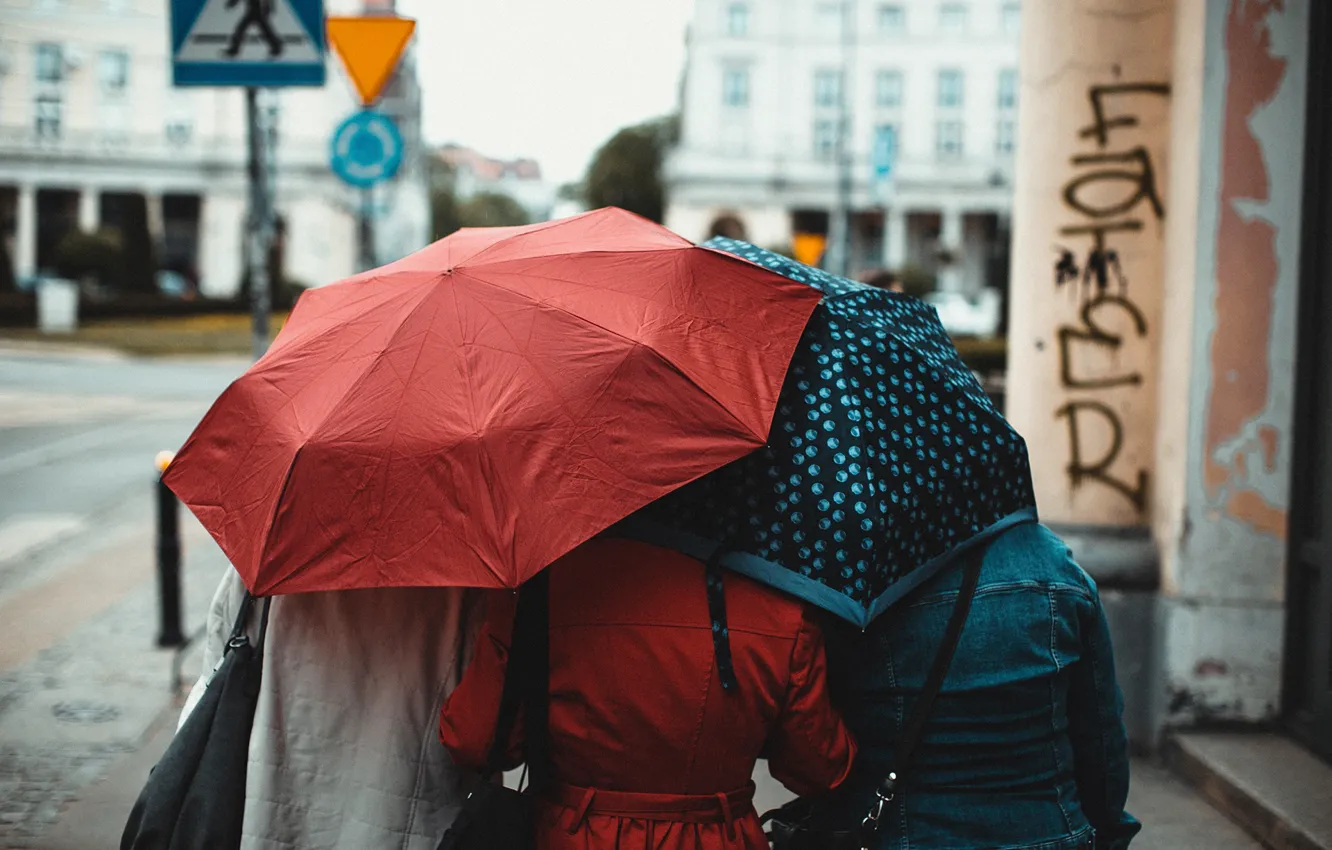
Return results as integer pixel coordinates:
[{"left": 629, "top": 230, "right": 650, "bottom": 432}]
[
  {"left": 0, "top": 0, "right": 428, "bottom": 298},
  {"left": 666, "top": 0, "right": 1021, "bottom": 294}
]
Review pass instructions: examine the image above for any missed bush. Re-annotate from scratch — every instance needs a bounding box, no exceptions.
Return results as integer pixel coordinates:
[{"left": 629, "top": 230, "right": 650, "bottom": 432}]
[
  {"left": 897, "top": 265, "right": 937, "bottom": 299},
  {"left": 54, "top": 230, "right": 124, "bottom": 286}
]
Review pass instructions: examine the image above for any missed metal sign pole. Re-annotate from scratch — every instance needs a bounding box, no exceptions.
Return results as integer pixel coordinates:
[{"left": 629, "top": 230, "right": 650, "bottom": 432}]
[
  {"left": 359, "top": 186, "right": 375, "bottom": 271},
  {"left": 246, "top": 87, "right": 272, "bottom": 361}
]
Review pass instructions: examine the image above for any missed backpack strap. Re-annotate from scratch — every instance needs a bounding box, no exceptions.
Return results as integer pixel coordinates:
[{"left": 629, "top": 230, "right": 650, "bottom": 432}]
[{"left": 860, "top": 553, "right": 983, "bottom": 841}]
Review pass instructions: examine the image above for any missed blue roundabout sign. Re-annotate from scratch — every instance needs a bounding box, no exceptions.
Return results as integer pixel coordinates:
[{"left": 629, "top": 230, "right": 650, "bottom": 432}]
[{"left": 330, "top": 110, "right": 404, "bottom": 188}]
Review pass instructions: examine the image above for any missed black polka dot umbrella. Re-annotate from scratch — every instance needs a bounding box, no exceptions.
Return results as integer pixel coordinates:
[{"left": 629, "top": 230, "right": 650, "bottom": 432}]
[{"left": 617, "top": 237, "right": 1038, "bottom": 628}]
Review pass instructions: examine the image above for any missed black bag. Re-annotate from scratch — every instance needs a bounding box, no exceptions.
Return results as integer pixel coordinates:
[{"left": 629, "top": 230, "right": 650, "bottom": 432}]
[
  {"left": 437, "top": 572, "right": 550, "bottom": 850},
  {"left": 121, "top": 591, "right": 271, "bottom": 850},
  {"left": 762, "top": 555, "right": 984, "bottom": 850}
]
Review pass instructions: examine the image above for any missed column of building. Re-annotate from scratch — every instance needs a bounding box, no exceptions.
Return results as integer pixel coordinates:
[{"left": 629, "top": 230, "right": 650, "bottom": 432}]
[
  {"left": 1149, "top": 0, "right": 1308, "bottom": 729},
  {"left": 1005, "top": 0, "right": 1175, "bottom": 744},
  {"left": 15, "top": 185, "right": 36, "bottom": 280}
]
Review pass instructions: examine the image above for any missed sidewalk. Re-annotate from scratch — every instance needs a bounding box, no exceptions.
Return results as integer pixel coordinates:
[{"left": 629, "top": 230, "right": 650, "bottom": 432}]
[{"left": 0, "top": 492, "right": 226, "bottom": 850}]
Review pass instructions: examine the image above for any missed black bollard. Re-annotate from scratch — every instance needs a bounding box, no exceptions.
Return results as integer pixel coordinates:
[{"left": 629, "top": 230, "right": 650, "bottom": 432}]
[{"left": 155, "top": 452, "right": 185, "bottom": 648}]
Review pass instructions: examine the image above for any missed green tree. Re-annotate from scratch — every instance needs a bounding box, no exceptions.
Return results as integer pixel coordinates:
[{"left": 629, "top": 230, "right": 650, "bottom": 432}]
[
  {"left": 458, "top": 193, "right": 530, "bottom": 229},
  {"left": 584, "top": 114, "right": 679, "bottom": 223}
]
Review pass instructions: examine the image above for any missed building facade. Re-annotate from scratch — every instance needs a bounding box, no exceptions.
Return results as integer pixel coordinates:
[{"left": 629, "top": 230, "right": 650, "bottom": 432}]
[
  {"left": 0, "top": 0, "right": 428, "bottom": 299},
  {"left": 666, "top": 0, "right": 1021, "bottom": 293}
]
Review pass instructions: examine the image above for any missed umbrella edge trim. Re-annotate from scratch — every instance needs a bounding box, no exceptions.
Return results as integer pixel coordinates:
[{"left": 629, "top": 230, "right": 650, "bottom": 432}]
[{"left": 610, "top": 507, "right": 1040, "bottom": 628}]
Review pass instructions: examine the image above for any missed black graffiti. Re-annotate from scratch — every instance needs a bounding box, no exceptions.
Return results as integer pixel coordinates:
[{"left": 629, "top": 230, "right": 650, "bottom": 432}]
[
  {"left": 1057, "top": 293, "right": 1148, "bottom": 390},
  {"left": 1048, "top": 82, "right": 1168, "bottom": 515},
  {"left": 1079, "top": 83, "right": 1172, "bottom": 148},
  {"left": 1053, "top": 245, "right": 1128, "bottom": 295},
  {"left": 1055, "top": 400, "right": 1149, "bottom": 512},
  {"left": 1064, "top": 148, "right": 1165, "bottom": 221}
]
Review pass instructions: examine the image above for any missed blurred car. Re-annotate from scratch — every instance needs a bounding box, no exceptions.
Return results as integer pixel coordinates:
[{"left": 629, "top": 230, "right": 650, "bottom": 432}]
[{"left": 923, "top": 288, "right": 1002, "bottom": 338}]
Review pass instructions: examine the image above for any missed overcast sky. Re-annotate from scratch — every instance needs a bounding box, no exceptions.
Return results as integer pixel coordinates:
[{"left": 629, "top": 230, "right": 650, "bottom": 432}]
[{"left": 397, "top": 0, "right": 696, "bottom": 185}]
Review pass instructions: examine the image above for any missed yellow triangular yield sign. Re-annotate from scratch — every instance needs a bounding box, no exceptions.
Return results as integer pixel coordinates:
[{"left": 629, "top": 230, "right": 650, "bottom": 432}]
[{"left": 326, "top": 16, "right": 417, "bottom": 107}]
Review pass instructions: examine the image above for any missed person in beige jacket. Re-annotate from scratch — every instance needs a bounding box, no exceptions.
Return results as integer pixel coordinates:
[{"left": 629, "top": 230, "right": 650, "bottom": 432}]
[{"left": 182, "top": 567, "right": 477, "bottom": 850}]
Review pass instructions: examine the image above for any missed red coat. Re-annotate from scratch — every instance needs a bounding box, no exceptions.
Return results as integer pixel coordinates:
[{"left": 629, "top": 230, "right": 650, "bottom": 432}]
[{"left": 440, "top": 538, "right": 856, "bottom": 849}]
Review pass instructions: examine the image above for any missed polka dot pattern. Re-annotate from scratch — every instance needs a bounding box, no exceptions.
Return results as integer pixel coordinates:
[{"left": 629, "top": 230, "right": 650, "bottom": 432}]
[{"left": 636, "top": 238, "right": 1038, "bottom": 620}]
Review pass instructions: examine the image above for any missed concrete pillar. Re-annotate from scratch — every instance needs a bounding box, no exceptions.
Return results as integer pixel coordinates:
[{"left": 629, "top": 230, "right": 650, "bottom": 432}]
[
  {"left": 1005, "top": 0, "right": 1175, "bottom": 748},
  {"left": 145, "top": 191, "right": 165, "bottom": 248},
  {"left": 1006, "top": 0, "right": 1173, "bottom": 545},
  {"left": 78, "top": 188, "right": 99, "bottom": 233},
  {"left": 15, "top": 184, "right": 36, "bottom": 279},
  {"left": 1151, "top": 0, "right": 1308, "bottom": 730},
  {"left": 882, "top": 206, "right": 907, "bottom": 270},
  {"left": 937, "top": 206, "right": 964, "bottom": 292}
]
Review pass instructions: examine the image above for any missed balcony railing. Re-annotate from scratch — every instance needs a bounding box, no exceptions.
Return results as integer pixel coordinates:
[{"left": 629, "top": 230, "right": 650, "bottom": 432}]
[{"left": 0, "top": 127, "right": 332, "bottom": 170}]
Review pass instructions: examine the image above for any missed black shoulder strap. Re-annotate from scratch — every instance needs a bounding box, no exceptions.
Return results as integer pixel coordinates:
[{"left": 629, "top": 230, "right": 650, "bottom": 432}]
[
  {"left": 226, "top": 590, "right": 271, "bottom": 654},
  {"left": 483, "top": 572, "right": 550, "bottom": 783},
  {"left": 875, "top": 552, "right": 984, "bottom": 804},
  {"left": 896, "top": 555, "right": 982, "bottom": 771}
]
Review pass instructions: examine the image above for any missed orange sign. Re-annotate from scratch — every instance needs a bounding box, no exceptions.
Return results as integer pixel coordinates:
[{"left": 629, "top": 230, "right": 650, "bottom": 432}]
[
  {"left": 792, "top": 233, "right": 827, "bottom": 267},
  {"left": 326, "top": 16, "right": 417, "bottom": 107}
]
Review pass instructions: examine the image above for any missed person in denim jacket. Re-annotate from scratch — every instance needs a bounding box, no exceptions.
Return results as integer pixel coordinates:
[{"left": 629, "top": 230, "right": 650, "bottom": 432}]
[{"left": 811, "top": 521, "right": 1141, "bottom": 850}]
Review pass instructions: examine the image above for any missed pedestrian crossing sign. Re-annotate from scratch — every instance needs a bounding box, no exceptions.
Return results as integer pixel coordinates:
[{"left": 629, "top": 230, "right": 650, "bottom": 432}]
[{"left": 171, "top": 0, "right": 326, "bottom": 87}]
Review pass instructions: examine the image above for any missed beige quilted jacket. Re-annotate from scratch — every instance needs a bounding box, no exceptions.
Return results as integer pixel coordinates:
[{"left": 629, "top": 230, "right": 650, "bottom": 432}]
[{"left": 182, "top": 568, "right": 478, "bottom": 850}]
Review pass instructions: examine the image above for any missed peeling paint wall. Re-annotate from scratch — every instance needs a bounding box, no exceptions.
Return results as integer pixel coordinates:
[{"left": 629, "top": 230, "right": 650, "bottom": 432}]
[{"left": 1157, "top": 0, "right": 1306, "bottom": 727}]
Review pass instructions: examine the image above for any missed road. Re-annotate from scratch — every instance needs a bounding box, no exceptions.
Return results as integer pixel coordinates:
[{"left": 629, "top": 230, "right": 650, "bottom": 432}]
[{"left": 0, "top": 348, "right": 241, "bottom": 595}]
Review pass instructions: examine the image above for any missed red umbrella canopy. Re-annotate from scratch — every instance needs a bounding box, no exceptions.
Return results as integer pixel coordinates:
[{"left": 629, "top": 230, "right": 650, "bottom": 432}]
[{"left": 165, "top": 208, "right": 821, "bottom": 595}]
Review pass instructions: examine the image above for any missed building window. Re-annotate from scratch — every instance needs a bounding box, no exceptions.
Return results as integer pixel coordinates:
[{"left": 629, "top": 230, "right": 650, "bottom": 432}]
[
  {"left": 877, "top": 4, "right": 905, "bottom": 34},
  {"left": 939, "top": 3, "right": 968, "bottom": 33},
  {"left": 34, "top": 43, "right": 64, "bottom": 84},
  {"left": 99, "top": 50, "right": 129, "bottom": 93},
  {"left": 814, "top": 69, "right": 843, "bottom": 108},
  {"left": 937, "top": 69, "right": 964, "bottom": 108},
  {"left": 996, "top": 119, "right": 1016, "bottom": 156},
  {"left": 725, "top": 3, "right": 749, "bottom": 37},
  {"left": 722, "top": 67, "right": 750, "bottom": 107},
  {"left": 997, "top": 68, "right": 1017, "bottom": 109},
  {"left": 935, "top": 120, "right": 964, "bottom": 159},
  {"left": 166, "top": 118, "right": 193, "bottom": 146},
  {"left": 813, "top": 119, "right": 838, "bottom": 160},
  {"left": 35, "top": 94, "right": 62, "bottom": 139},
  {"left": 1002, "top": 2, "right": 1021, "bottom": 35},
  {"left": 872, "top": 123, "right": 899, "bottom": 177},
  {"left": 875, "top": 70, "right": 903, "bottom": 108}
]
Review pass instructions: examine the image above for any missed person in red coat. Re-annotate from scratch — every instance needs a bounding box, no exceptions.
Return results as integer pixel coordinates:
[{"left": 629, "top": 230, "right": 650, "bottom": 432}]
[{"left": 439, "top": 537, "right": 857, "bottom": 849}]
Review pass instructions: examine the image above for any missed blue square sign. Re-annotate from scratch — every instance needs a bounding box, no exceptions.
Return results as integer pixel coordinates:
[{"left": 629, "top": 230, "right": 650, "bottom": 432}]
[{"left": 171, "top": 0, "right": 326, "bottom": 87}]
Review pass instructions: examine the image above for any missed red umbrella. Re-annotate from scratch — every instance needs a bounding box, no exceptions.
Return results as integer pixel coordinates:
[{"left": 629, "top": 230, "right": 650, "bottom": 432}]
[{"left": 165, "top": 208, "right": 821, "bottom": 595}]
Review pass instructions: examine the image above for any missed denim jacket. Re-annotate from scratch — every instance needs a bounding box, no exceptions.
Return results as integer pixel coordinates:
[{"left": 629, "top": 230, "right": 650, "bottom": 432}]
[{"left": 811, "top": 521, "right": 1141, "bottom": 850}]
